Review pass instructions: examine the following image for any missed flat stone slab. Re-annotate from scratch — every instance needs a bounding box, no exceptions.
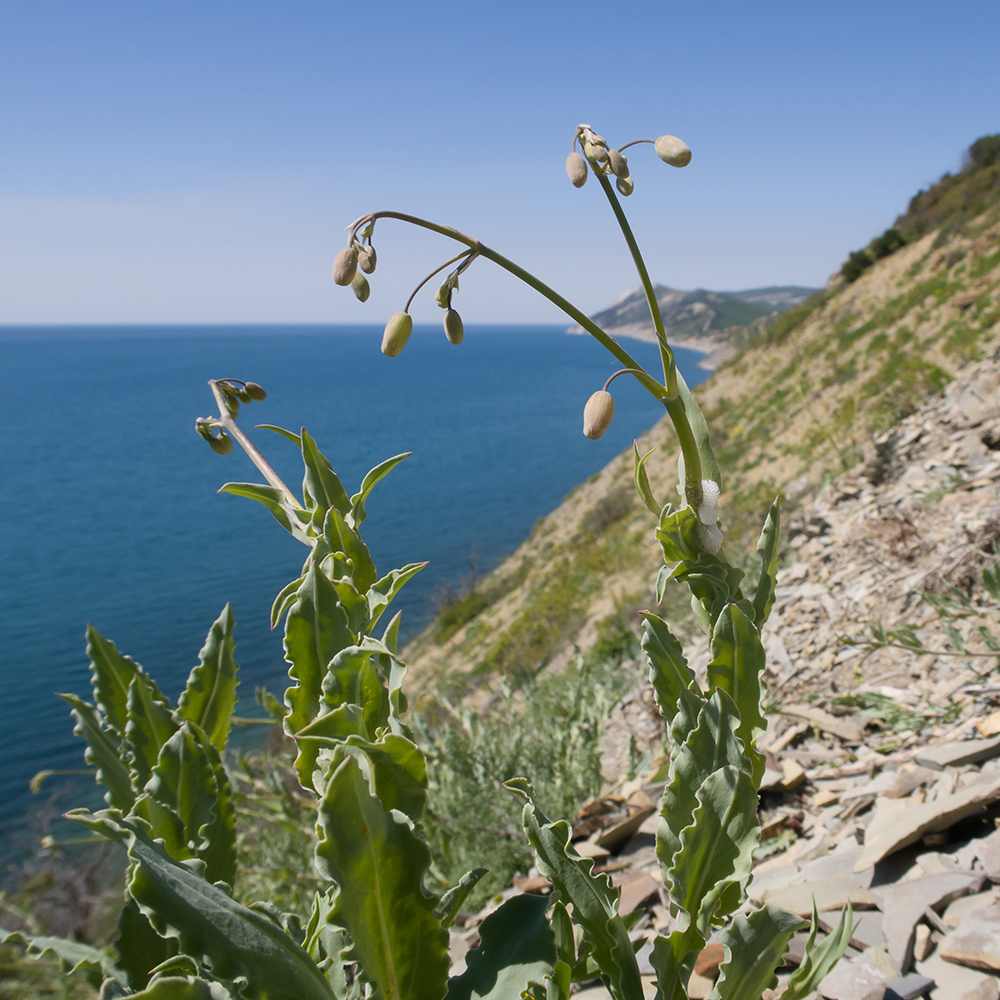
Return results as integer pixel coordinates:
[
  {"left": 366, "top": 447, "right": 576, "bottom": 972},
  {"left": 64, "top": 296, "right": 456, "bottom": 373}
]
[
  {"left": 915, "top": 734, "right": 1000, "bottom": 770},
  {"left": 818, "top": 959, "right": 886, "bottom": 999},
  {"left": 783, "top": 704, "right": 867, "bottom": 743},
  {"left": 943, "top": 891, "right": 1000, "bottom": 930},
  {"left": 917, "top": 952, "right": 1000, "bottom": 999},
  {"left": 884, "top": 973, "right": 934, "bottom": 999},
  {"left": 855, "top": 776, "right": 1000, "bottom": 871},
  {"left": 762, "top": 875, "right": 877, "bottom": 917},
  {"left": 940, "top": 914, "right": 1000, "bottom": 971},
  {"left": 975, "top": 828, "right": 1000, "bottom": 881}
]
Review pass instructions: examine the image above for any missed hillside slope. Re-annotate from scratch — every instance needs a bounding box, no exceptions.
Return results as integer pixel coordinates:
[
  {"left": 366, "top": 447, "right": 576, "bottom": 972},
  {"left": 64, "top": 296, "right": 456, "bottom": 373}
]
[{"left": 403, "top": 138, "right": 1000, "bottom": 707}]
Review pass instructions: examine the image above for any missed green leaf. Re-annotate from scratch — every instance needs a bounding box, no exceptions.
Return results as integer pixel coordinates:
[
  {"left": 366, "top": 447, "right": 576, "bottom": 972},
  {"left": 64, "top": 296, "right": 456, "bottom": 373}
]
[
  {"left": 322, "top": 639, "right": 391, "bottom": 733},
  {"left": 69, "top": 812, "right": 337, "bottom": 1000},
  {"left": 315, "top": 754, "right": 449, "bottom": 1000},
  {"left": 351, "top": 452, "right": 411, "bottom": 527},
  {"left": 436, "top": 869, "right": 488, "bottom": 930},
  {"left": 670, "top": 765, "right": 760, "bottom": 937},
  {"left": 640, "top": 613, "right": 697, "bottom": 724},
  {"left": 257, "top": 424, "right": 302, "bottom": 446},
  {"left": 783, "top": 903, "right": 854, "bottom": 1000},
  {"left": 114, "top": 898, "right": 178, "bottom": 991},
  {"left": 983, "top": 561, "right": 1000, "bottom": 603},
  {"left": 323, "top": 507, "right": 377, "bottom": 593},
  {"left": 705, "top": 604, "right": 767, "bottom": 785},
  {"left": 301, "top": 428, "right": 351, "bottom": 516},
  {"left": 549, "top": 900, "right": 575, "bottom": 968},
  {"left": 58, "top": 692, "right": 134, "bottom": 811},
  {"left": 657, "top": 691, "right": 749, "bottom": 891},
  {"left": 127, "top": 975, "right": 236, "bottom": 999},
  {"left": 751, "top": 500, "right": 780, "bottom": 627},
  {"left": 220, "top": 483, "right": 312, "bottom": 545},
  {"left": 86, "top": 625, "right": 142, "bottom": 741},
  {"left": 674, "top": 367, "right": 722, "bottom": 491},
  {"left": 178, "top": 605, "right": 238, "bottom": 751},
  {"left": 446, "top": 892, "right": 556, "bottom": 1000},
  {"left": 655, "top": 506, "right": 701, "bottom": 563},
  {"left": 126, "top": 674, "right": 180, "bottom": 794},
  {"left": 272, "top": 576, "right": 304, "bottom": 629},
  {"left": 0, "top": 926, "right": 121, "bottom": 990},
  {"left": 132, "top": 724, "right": 237, "bottom": 887},
  {"left": 283, "top": 563, "right": 356, "bottom": 789},
  {"left": 506, "top": 780, "right": 644, "bottom": 1000},
  {"left": 649, "top": 928, "right": 703, "bottom": 1000},
  {"left": 708, "top": 903, "right": 803, "bottom": 999},
  {"left": 297, "top": 704, "right": 370, "bottom": 741},
  {"left": 633, "top": 443, "right": 660, "bottom": 516},
  {"left": 367, "top": 562, "right": 428, "bottom": 629}
]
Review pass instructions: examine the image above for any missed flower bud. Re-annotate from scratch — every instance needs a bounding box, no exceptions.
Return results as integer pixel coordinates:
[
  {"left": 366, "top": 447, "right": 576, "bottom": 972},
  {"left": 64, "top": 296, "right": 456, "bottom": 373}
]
[
  {"left": 381, "top": 311, "right": 413, "bottom": 357},
  {"left": 566, "top": 151, "right": 588, "bottom": 188},
  {"left": 607, "top": 149, "right": 629, "bottom": 178},
  {"left": 195, "top": 417, "right": 214, "bottom": 440},
  {"left": 333, "top": 246, "right": 358, "bottom": 285},
  {"left": 583, "top": 141, "right": 608, "bottom": 164},
  {"left": 358, "top": 245, "right": 377, "bottom": 274},
  {"left": 208, "top": 432, "right": 233, "bottom": 455},
  {"left": 654, "top": 135, "right": 692, "bottom": 167},
  {"left": 616, "top": 175, "right": 634, "bottom": 197},
  {"left": 237, "top": 388, "right": 252, "bottom": 403},
  {"left": 351, "top": 271, "right": 370, "bottom": 303},
  {"left": 435, "top": 282, "right": 452, "bottom": 309},
  {"left": 583, "top": 390, "right": 615, "bottom": 440},
  {"left": 244, "top": 382, "right": 267, "bottom": 401},
  {"left": 443, "top": 309, "right": 464, "bottom": 345}
]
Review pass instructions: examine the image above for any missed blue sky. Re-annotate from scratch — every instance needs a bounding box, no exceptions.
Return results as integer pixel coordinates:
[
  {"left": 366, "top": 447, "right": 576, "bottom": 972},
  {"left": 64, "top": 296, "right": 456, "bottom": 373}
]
[{"left": 1, "top": 1, "right": 998, "bottom": 324}]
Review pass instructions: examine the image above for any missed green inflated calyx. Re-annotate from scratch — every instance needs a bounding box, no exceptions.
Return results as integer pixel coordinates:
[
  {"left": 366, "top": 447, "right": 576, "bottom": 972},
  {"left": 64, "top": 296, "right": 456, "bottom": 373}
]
[
  {"left": 443, "top": 309, "right": 464, "bottom": 345},
  {"left": 381, "top": 311, "right": 413, "bottom": 357}
]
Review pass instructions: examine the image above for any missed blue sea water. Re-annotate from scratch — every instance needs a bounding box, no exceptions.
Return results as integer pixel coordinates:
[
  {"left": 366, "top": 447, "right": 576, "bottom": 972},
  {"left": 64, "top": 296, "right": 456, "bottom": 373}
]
[{"left": 0, "top": 324, "right": 708, "bottom": 862}]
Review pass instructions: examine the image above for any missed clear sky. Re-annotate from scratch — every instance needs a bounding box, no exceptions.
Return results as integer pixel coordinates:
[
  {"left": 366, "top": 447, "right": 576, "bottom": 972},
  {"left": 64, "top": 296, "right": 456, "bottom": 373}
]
[{"left": 1, "top": 1, "right": 998, "bottom": 325}]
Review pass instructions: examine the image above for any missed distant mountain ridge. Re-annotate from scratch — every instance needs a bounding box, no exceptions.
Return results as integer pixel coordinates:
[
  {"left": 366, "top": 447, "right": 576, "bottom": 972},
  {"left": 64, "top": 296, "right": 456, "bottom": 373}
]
[{"left": 567, "top": 284, "right": 817, "bottom": 352}]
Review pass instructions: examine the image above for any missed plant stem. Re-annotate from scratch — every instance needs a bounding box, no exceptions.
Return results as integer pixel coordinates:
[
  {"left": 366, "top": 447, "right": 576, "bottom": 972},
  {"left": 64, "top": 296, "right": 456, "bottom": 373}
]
[{"left": 209, "top": 381, "right": 298, "bottom": 503}]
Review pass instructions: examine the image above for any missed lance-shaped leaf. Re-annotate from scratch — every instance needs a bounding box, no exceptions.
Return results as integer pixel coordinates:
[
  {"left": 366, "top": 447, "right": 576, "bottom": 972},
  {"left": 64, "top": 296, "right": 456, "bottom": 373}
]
[
  {"left": 751, "top": 500, "right": 780, "bottom": 628},
  {"left": 300, "top": 428, "right": 351, "bottom": 516},
  {"left": 633, "top": 443, "right": 660, "bottom": 516},
  {"left": 708, "top": 903, "right": 803, "bottom": 1000},
  {"left": 368, "top": 562, "right": 428, "bottom": 629},
  {"left": 284, "top": 563, "right": 356, "bottom": 788},
  {"left": 656, "top": 690, "right": 749, "bottom": 888},
  {"left": 114, "top": 898, "right": 178, "bottom": 991},
  {"left": 68, "top": 812, "right": 337, "bottom": 1000},
  {"left": 436, "top": 869, "right": 488, "bottom": 930},
  {"left": 650, "top": 927, "right": 703, "bottom": 1000},
  {"left": 178, "top": 605, "right": 238, "bottom": 751},
  {"left": 315, "top": 754, "right": 449, "bottom": 1000},
  {"left": 674, "top": 367, "right": 722, "bottom": 491},
  {"left": 705, "top": 604, "right": 767, "bottom": 785},
  {"left": 670, "top": 766, "right": 759, "bottom": 937},
  {"left": 220, "top": 483, "right": 312, "bottom": 545},
  {"left": 86, "top": 625, "right": 142, "bottom": 741},
  {"left": 656, "top": 506, "right": 701, "bottom": 563},
  {"left": 322, "top": 640, "right": 391, "bottom": 735},
  {"left": 133, "top": 723, "right": 237, "bottom": 887},
  {"left": 351, "top": 452, "right": 411, "bottom": 527},
  {"left": 58, "top": 692, "right": 134, "bottom": 811},
  {"left": 782, "top": 903, "right": 854, "bottom": 1000},
  {"left": 126, "top": 673, "right": 180, "bottom": 794},
  {"left": 324, "top": 507, "right": 377, "bottom": 594},
  {"left": 640, "top": 613, "right": 697, "bottom": 725},
  {"left": 257, "top": 424, "right": 302, "bottom": 446},
  {"left": 271, "top": 576, "right": 304, "bottom": 629},
  {"left": 506, "top": 779, "right": 643, "bottom": 1000},
  {"left": 446, "top": 892, "right": 555, "bottom": 1000},
  {"left": 0, "top": 926, "right": 122, "bottom": 990}
]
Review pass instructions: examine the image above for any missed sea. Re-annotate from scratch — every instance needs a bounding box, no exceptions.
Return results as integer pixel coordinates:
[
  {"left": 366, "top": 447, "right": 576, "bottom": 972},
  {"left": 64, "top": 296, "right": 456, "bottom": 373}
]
[{"left": 0, "top": 324, "right": 708, "bottom": 865}]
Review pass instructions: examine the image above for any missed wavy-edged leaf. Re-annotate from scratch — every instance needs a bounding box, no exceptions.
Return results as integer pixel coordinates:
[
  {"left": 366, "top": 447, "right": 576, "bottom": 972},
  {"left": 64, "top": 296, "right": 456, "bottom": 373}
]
[
  {"left": 58, "top": 692, "right": 134, "bottom": 811},
  {"left": 670, "top": 765, "right": 759, "bottom": 937},
  {"left": 506, "top": 779, "right": 643, "bottom": 1000},
  {"left": 128, "top": 975, "right": 236, "bottom": 998},
  {"left": 178, "top": 605, "right": 238, "bottom": 751},
  {"left": 271, "top": 576, "right": 304, "bottom": 629},
  {"left": 656, "top": 690, "right": 749, "bottom": 890},
  {"left": 283, "top": 563, "right": 355, "bottom": 789},
  {"left": 297, "top": 703, "right": 370, "bottom": 741},
  {"left": 126, "top": 674, "right": 179, "bottom": 794},
  {"left": 114, "top": 898, "right": 178, "bottom": 991},
  {"left": 220, "top": 482, "right": 312, "bottom": 545},
  {"left": 705, "top": 604, "right": 767, "bottom": 785},
  {"left": 650, "top": 927, "right": 703, "bottom": 1000},
  {"left": 436, "top": 869, "right": 488, "bottom": 930},
  {"left": 315, "top": 754, "right": 449, "bottom": 1000},
  {"left": 0, "top": 926, "right": 121, "bottom": 989},
  {"left": 256, "top": 424, "right": 302, "bottom": 446},
  {"left": 342, "top": 734, "right": 427, "bottom": 822},
  {"left": 86, "top": 625, "right": 142, "bottom": 741},
  {"left": 69, "top": 812, "right": 337, "bottom": 1000},
  {"left": 351, "top": 452, "right": 411, "bottom": 527},
  {"left": 300, "top": 428, "right": 351, "bottom": 516},
  {"left": 708, "top": 903, "right": 803, "bottom": 999},
  {"left": 783, "top": 903, "right": 854, "bottom": 1000},
  {"left": 633, "top": 443, "right": 660, "bottom": 516},
  {"left": 446, "top": 892, "right": 555, "bottom": 1000},
  {"left": 133, "top": 723, "right": 236, "bottom": 886},
  {"left": 751, "top": 500, "right": 780, "bottom": 628},
  {"left": 323, "top": 507, "right": 377, "bottom": 593},
  {"left": 640, "top": 613, "right": 697, "bottom": 725},
  {"left": 321, "top": 638, "right": 392, "bottom": 733},
  {"left": 656, "top": 506, "right": 701, "bottom": 563},
  {"left": 368, "top": 562, "right": 428, "bottom": 629},
  {"left": 674, "top": 367, "right": 722, "bottom": 491}
]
